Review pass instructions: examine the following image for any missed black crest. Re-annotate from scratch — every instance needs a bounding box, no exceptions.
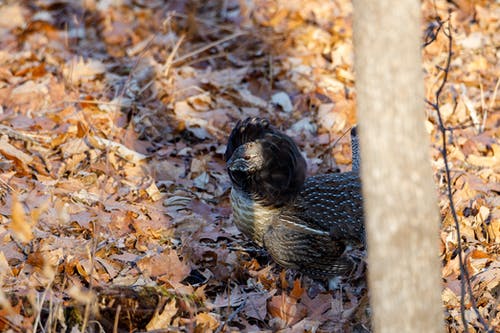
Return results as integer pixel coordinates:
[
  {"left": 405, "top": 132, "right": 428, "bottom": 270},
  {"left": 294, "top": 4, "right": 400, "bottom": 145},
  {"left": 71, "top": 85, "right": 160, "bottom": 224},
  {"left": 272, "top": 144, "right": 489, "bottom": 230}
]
[{"left": 225, "top": 118, "right": 307, "bottom": 206}]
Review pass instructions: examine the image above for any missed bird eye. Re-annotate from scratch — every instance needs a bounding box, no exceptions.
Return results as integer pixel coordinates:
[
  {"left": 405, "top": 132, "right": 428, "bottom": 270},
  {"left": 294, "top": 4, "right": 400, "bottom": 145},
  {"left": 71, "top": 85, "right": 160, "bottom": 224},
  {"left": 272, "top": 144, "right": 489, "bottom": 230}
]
[{"left": 244, "top": 155, "right": 251, "bottom": 160}]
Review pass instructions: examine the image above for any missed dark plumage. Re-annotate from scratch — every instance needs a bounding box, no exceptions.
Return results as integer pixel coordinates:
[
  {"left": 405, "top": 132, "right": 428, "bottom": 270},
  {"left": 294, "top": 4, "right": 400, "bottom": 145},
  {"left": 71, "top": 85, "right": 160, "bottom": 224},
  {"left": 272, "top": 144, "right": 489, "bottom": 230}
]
[{"left": 225, "top": 117, "right": 365, "bottom": 278}]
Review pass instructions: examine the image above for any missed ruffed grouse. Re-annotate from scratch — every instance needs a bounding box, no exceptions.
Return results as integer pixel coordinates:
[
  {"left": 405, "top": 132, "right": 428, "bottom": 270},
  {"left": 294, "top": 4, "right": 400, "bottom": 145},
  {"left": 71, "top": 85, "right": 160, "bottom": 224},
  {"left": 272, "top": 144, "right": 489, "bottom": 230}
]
[{"left": 225, "top": 118, "right": 364, "bottom": 279}]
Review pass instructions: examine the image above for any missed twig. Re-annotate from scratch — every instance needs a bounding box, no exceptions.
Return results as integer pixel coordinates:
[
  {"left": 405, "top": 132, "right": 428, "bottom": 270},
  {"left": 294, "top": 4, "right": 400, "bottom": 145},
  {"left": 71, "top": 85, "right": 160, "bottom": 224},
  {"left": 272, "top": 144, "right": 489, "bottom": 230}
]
[
  {"left": 329, "top": 126, "right": 353, "bottom": 152},
  {"left": 482, "top": 77, "right": 500, "bottom": 132},
  {"left": 169, "top": 12, "right": 235, "bottom": 32},
  {"left": 113, "top": 304, "right": 121, "bottom": 333},
  {"left": 422, "top": 20, "right": 444, "bottom": 48},
  {"left": 32, "top": 279, "right": 54, "bottom": 332},
  {"left": 0, "top": 124, "right": 51, "bottom": 144},
  {"left": 182, "top": 52, "right": 228, "bottom": 68},
  {"left": 163, "top": 34, "right": 186, "bottom": 77},
  {"left": 80, "top": 237, "right": 97, "bottom": 333},
  {"left": 269, "top": 54, "right": 274, "bottom": 91},
  {"left": 319, "top": 125, "right": 354, "bottom": 171},
  {"left": 215, "top": 298, "right": 247, "bottom": 333},
  {"left": 424, "top": 17, "right": 493, "bottom": 333},
  {"left": 62, "top": 99, "right": 131, "bottom": 107},
  {"left": 0, "top": 316, "right": 23, "bottom": 333}
]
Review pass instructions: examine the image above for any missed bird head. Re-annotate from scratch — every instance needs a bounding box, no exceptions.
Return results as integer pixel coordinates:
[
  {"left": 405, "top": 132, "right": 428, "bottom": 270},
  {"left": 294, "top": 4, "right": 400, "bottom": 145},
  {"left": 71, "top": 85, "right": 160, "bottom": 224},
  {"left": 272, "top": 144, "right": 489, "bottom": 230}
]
[{"left": 225, "top": 118, "right": 307, "bottom": 207}]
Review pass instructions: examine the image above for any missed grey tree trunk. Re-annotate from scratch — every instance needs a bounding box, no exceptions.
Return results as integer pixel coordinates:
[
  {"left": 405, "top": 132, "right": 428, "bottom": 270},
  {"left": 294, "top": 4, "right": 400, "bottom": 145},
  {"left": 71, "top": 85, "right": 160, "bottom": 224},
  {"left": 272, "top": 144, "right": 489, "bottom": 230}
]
[{"left": 351, "top": 1, "right": 444, "bottom": 332}]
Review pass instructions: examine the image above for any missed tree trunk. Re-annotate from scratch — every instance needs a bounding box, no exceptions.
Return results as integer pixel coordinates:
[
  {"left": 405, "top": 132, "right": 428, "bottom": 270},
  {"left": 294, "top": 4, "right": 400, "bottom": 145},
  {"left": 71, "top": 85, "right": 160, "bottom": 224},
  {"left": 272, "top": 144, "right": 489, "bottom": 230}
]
[{"left": 352, "top": 1, "right": 444, "bottom": 332}]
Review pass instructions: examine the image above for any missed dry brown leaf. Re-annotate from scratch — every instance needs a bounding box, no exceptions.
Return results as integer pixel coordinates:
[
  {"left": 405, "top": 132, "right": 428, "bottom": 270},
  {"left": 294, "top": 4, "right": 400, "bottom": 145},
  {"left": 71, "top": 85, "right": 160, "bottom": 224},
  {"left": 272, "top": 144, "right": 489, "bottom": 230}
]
[
  {"left": 145, "top": 182, "right": 162, "bottom": 201},
  {"left": 467, "top": 153, "right": 499, "bottom": 168},
  {"left": 137, "top": 250, "right": 190, "bottom": 282},
  {"left": 301, "top": 293, "right": 333, "bottom": 321},
  {"left": 0, "top": 1, "right": 494, "bottom": 332},
  {"left": 67, "top": 285, "right": 95, "bottom": 305},
  {"left": 243, "top": 292, "right": 271, "bottom": 320},
  {"left": 212, "top": 287, "right": 246, "bottom": 308},
  {"left": 88, "top": 135, "right": 147, "bottom": 164},
  {"left": 290, "top": 279, "right": 305, "bottom": 299},
  {"left": 0, "top": 290, "right": 14, "bottom": 316},
  {"left": 487, "top": 219, "right": 500, "bottom": 243},
  {"left": 195, "top": 312, "right": 219, "bottom": 331},
  {"left": 63, "top": 57, "right": 105, "bottom": 84},
  {"left": 10, "top": 81, "right": 49, "bottom": 106},
  {"left": 146, "top": 299, "right": 177, "bottom": 330},
  {"left": 0, "top": 251, "right": 12, "bottom": 276},
  {"left": 0, "top": 136, "right": 33, "bottom": 169},
  {"left": 10, "top": 193, "right": 32, "bottom": 243},
  {"left": 268, "top": 293, "right": 307, "bottom": 326},
  {"left": 0, "top": 4, "right": 25, "bottom": 29}
]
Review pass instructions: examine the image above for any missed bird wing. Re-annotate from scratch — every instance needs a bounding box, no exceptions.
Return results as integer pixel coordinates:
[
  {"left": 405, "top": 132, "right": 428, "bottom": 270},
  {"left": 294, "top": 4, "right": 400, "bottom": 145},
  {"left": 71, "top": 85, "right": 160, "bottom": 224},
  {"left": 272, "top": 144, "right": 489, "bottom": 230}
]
[
  {"left": 281, "top": 172, "right": 365, "bottom": 244},
  {"left": 262, "top": 220, "right": 354, "bottom": 278}
]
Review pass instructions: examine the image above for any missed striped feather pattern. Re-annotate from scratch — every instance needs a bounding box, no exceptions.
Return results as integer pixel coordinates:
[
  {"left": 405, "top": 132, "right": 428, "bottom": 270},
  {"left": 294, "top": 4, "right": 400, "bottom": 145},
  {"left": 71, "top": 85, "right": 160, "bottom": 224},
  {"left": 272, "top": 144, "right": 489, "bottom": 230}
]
[{"left": 226, "top": 117, "right": 365, "bottom": 279}]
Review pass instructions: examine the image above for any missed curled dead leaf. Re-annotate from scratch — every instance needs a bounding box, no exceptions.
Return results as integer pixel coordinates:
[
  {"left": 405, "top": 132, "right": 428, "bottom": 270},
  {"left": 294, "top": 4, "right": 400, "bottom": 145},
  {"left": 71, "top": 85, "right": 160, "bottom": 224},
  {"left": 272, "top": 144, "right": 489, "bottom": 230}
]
[
  {"left": 146, "top": 298, "right": 177, "bottom": 330},
  {"left": 271, "top": 92, "right": 293, "bottom": 112},
  {"left": 88, "top": 135, "right": 147, "bottom": 164},
  {"left": 195, "top": 312, "right": 219, "bottom": 331},
  {"left": 145, "top": 182, "right": 162, "bottom": 201},
  {"left": 0, "top": 136, "right": 33, "bottom": 173}
]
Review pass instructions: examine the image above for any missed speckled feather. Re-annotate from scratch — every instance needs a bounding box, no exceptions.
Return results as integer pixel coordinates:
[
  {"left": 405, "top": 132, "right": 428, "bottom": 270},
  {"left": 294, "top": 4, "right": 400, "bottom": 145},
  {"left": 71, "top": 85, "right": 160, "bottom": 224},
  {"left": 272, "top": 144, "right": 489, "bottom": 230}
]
[
  {"left": 225, "top": 117, "right": 365, "bottom": 279},
  {"left": 291, "top": 172, "right": 364, "bottom": 243},
  {"left": 265, "top": 172, "right": 364, "bottom": 278}
]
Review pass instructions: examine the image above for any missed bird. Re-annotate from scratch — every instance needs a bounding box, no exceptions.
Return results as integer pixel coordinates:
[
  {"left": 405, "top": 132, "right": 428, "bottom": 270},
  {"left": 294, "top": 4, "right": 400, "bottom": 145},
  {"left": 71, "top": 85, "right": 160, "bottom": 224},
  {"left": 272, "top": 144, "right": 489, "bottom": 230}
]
[{"left": 225, "top": 117, "right": 365, "bottom": 279}]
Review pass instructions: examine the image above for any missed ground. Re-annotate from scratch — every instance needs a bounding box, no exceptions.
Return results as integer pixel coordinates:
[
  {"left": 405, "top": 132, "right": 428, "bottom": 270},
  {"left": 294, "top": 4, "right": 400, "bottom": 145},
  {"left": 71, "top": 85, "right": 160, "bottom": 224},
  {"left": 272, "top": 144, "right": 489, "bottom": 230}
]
[{"left": 0, "top": 0, "right": 498, "bottom": 332}]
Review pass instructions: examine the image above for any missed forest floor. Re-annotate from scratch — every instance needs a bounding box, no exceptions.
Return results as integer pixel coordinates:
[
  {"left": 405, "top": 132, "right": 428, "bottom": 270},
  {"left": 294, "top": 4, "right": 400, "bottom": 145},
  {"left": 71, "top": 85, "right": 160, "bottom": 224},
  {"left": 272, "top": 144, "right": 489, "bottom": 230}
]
[{"left": 0, "top": 0, "right": 498, "bottom": 332}]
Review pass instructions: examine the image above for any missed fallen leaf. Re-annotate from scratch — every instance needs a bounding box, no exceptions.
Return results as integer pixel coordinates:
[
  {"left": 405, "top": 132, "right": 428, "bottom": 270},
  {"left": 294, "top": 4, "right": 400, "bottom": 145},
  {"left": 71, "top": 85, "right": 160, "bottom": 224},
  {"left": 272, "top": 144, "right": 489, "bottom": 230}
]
[
  {"left": 271, "top": 91, "right": 293, "bottom": 112},
  {"left": 10, "top": 193, "right": 32, "bottom": 243},
  {"left": 137, "top": 250, "right": 190, "bottom": 282},
  {"left": 146, "top": 299, "right": 177, "bottom": 330},
  {"left": 63, "top": 57, "right": 105, "bottom": 84},
  {"left": 195, "top": 312, "right": 219, "bottom": 330},
  {"left": 0, "top": 136, "right": 33, "bottom": 170},
  {"left": 268, "top": 293, "right": 307, "bottom": 326}
]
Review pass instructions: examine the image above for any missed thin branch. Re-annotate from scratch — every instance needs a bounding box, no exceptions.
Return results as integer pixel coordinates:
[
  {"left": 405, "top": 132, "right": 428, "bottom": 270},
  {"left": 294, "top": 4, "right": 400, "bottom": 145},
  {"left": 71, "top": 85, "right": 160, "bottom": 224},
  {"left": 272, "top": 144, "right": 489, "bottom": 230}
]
[
  {"left": 172, "top": 31, "right": 246, "bottom": 66},
  {"left": 215, "top": 298, "right": 247, "bottom": 333},
  {"left": 424, "top": 17, "right": 493, "bottom": 333},
  {"left": 422, "top": 19, "right": 444, "bottom": 47}
]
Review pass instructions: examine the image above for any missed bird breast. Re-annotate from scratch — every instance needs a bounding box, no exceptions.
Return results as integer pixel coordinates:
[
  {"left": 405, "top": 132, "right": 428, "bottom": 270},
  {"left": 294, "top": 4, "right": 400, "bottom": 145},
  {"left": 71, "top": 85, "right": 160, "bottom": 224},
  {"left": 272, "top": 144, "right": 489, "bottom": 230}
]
[{"left": 230, "top": 187, "right": 280, "bottom": 246}]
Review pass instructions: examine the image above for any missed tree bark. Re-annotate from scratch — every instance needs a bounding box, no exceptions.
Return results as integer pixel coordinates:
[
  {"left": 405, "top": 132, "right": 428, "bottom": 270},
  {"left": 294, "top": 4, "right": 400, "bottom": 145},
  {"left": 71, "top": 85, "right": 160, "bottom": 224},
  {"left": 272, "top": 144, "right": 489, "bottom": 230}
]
[{"left": 352, "top": 1, "right": 444, "bottom": 332}]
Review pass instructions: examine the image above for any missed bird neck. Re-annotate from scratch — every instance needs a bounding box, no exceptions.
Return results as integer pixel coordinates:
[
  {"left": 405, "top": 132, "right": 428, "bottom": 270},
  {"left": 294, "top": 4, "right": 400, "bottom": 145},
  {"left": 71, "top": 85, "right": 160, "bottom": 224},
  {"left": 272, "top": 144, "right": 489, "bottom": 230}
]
[{"left": 230, "top": 187, "right": 281, "bottom": 246}]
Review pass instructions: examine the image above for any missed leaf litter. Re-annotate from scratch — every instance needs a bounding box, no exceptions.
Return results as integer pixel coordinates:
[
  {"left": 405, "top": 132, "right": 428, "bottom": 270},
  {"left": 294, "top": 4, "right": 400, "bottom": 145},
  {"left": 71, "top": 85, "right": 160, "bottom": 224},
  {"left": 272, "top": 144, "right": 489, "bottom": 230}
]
[{"left": 0, "top": 0, "right": 497, "bottom": 332}]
